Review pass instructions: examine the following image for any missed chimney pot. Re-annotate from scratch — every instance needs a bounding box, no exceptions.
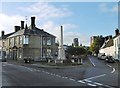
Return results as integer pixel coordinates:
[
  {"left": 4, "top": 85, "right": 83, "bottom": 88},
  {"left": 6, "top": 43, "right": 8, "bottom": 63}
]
[
  {"left": 31, "top": 16, "right": 36, "bottom": 29},
  {"left": 1, "top": 31, "right": 4, "bottom": 37},
  {"left": 115, "top": 28, "right": 119, "bottom": 36},
  {"left": 15, "top": 26, "right": 20, "bottom": 32},
  {"left": 21, "top": 21, "right": 24, "bottom": 29},
  {"left": 105, "top": 36, "right": 109, "bottom": 41},
  {"left": 108, "top": 35, "right": 112, "bottom": 39}
]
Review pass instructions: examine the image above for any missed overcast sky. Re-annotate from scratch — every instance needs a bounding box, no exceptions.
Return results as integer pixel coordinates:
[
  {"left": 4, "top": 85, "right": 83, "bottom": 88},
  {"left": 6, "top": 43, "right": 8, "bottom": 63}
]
[{"left": 0, "top": 1, "right": 118, "bottom": 46}]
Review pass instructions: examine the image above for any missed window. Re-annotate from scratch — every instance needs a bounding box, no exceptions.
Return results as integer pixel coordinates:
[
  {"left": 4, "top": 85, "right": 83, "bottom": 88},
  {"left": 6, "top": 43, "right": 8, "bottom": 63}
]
[
  {"left": 8, "top": 39, "right": 11, "bottom": 46},
  {"left": 3, "top": 42, "right": 5, "bottom": 47},
  {"left": 47, "top": 49, "right": 51, "bottom": 58},
  {"left": 9, "top": 38, "right": 14, "bottom": 46},
  {"left": 42, "top": 49, "right": 46, "bottom": 58},
  {"left": 14, "top": 37, "right": 17, "bottom": 46},
  {"left": 23, "top": 35, "right": 29, "bottom": 44},
  {"left": 43, "top": 37, "right": 46, "bottom": 45},
  {"left": 19, "top": 36, "right": 23, "bottom": 45},
  {"left": 47, "top": 37, "right": 51, "bottom": 45}
]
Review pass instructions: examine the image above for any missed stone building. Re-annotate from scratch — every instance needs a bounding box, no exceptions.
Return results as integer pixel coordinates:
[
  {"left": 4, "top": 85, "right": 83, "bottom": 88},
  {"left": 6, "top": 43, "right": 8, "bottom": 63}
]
[
  {"left": 0, "top": 30, "right": 15, "bottom": 59},
  {"left": 73, "top": 38, "right": 79, "bottom": 47},
  {"left": 1, "top": 17, "right": 56, "bottom": 61},
  {"left": 99, "top": 28, "right": 120, "bottom": 61}
]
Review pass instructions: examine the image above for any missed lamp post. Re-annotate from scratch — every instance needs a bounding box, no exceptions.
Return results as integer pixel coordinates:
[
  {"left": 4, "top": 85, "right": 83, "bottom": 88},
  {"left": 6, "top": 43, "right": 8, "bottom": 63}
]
[{"left": 1, "top": 36, "right": 3, "bottom": 60}]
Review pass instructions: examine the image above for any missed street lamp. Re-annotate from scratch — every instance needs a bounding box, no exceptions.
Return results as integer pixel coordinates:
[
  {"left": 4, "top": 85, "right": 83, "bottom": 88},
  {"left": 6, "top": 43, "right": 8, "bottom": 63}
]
[{"left": 1, "top": 36, "right": 3, "bottom": 60}]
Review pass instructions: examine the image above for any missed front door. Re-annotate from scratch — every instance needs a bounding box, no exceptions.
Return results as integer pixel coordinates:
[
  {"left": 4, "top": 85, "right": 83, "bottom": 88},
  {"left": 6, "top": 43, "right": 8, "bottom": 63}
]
[{"left": 13, "top": 50, "right": 17, "bottom": 60}]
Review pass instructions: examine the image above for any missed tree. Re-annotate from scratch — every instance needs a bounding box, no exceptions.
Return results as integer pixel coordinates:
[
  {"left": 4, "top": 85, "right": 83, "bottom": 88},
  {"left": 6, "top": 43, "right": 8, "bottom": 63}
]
[
  {"left": 90, "top": 37, "right": 101, "bottom": 55},
  {"left": 67, "top": 46, "right": 87, "bottom": 56}
]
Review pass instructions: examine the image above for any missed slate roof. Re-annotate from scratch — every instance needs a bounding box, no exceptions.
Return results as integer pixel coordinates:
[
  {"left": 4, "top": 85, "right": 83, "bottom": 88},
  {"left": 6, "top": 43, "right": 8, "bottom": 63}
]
[
  {"left": 0, "top": 32, "right": 15, "bottom": 40},
  {"left": 8, "top": 26, "right": 56, "bottom": 38},
  {"left": 113, "top": 33, "right": 120, "bottom": 39},
  {"left": 101, "top": 39, "right": 113, "bottom": 49}
]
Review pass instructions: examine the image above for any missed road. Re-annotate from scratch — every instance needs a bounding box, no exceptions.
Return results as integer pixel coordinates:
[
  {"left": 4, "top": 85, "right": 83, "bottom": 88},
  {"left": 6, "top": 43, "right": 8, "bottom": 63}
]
[{"left": 2, "top": 56, "right": 119, "bottom": 88}]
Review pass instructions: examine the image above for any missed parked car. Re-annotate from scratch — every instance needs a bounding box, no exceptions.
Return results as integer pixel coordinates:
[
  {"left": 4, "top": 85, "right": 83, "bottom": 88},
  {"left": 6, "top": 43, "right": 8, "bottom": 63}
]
[
  {"left": 24, "top": 57, "right": 34, "bottom": 63},
  {"left": 2, "top": 59, "right": 6, "bottom": 62},
  {"left": 105, "top": 56, "right": 115, "bottom": 63},
  {"left": 100, "top": 54, "right": 107, "bottom": 60},
  {"left": 98, "top": 53, "right": 104, "bottom": 60}
]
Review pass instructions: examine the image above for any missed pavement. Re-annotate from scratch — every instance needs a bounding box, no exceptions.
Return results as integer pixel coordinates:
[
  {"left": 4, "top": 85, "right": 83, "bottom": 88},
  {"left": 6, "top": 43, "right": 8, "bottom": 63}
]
[{"left": 6, "top": 57, "right": 93, "bottom": 69}]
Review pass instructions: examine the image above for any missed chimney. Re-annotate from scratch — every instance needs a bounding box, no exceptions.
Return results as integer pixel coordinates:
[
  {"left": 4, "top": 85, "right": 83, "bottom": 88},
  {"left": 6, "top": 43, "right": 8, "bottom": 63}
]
[
  {"left": 14, "top": 26, "right": 20, "bottom": 32},
  {"left": 31, "top": 17, "right": 36, "bottom": 29},
  {"left": 21, "top": 21, "right": 24, "bottom": 29},
  {"left": 105, "top": 36, "right": 109, "bottom": 41},
  {"left": 115, "top": 28, "right": 119, "bottom": 36},
  {"left": 108, "top": 35, "right": 112, "bottom": 39},
  {"left": 1, "top": 31, "right": 4, "bottom": 37}
]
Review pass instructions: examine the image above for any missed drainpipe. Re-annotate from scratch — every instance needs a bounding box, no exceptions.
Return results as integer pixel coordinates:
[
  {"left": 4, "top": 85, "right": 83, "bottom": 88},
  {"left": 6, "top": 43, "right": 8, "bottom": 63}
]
[{"left": 41, "top": 35, "right": 42, "bottom": 59}]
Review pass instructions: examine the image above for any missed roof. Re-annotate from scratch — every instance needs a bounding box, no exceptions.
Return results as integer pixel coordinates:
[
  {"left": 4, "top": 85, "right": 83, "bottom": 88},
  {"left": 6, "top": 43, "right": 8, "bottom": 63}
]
[
  {"left": 101, "top": 39, "right": 113, "bottom": 49},
  {"left": 8, "top": 26, "right": 56, "bottom": 38},
  {"left": 0, "top": 32, "right": 15, "bottom": 40},
  {"left": 113, "top": 33, "right": 120, "bottom": 39}
]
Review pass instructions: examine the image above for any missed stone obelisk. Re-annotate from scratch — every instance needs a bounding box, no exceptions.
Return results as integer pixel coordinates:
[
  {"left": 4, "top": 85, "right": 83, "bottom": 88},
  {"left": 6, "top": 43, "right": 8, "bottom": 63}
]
[{"left": 56, "top": 26, "right": 66, "bottom": 63}]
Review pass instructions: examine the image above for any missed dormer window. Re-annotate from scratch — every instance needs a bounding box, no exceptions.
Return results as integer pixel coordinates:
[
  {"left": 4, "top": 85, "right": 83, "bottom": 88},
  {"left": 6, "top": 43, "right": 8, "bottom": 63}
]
[{"left": 23, "top": 35, "right": 29, "bottom": 44}]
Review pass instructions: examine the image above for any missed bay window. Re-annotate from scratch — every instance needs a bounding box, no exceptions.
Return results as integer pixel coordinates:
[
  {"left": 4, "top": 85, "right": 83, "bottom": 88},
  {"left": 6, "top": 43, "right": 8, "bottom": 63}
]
[{"left": 23, "top": 35, "right": 29, "bottom": 44}]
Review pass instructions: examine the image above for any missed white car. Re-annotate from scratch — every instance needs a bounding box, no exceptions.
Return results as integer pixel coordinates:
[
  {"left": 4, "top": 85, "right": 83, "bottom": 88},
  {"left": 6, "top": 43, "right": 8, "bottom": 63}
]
[
  {"left": 101, "top": 54, "right": 107, "bottom": 60},
  {"left": 98, "top": 53, "right": 104, "bottom": 59}
]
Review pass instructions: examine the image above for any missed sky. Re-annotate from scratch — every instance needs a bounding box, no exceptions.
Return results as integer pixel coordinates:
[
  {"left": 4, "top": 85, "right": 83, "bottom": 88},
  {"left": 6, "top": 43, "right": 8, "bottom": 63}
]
[{"left": 0, "top": 1, "right": 118, "bottom": 46}]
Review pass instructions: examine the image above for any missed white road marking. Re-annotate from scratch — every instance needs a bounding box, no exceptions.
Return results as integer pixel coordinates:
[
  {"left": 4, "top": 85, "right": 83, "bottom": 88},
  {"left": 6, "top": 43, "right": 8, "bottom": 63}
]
[
  {"left": 107, "top": 64, "right": 112, "bottom": 68},
  {"left": 50, "top": 73, "right": 53, "bottom": 75},
  {"left": 84, "top": 79, "right": 92, "bottom": 82},
  {"left": 89, "top": 58, "right": 95, "bottom": 66},
  {"left": 77, "top": 80, "right": 86, "bottom": 83},
  {"left": 55, "top": 75, "right": 59, "bottom": 77},
  {"left": 58, "top": 75, "right": 61, "bottom": 77},
  {"left": 87, "top": 83, "right": 97, "bottom": 86},
  {"left": 64, "top": 77, "right": 68, "bottom": 79},
  {"left": 111, "top": 68, "right": 115, "bottom": 73},
  {"left": 85, "top": 74, "right": 106, "bottom": 80},
  {"left": 107, "top": 64, "right": 116, "bottom": 73},
  {"left": 94, "top": 82, "right": 103, "bottom": 86},
  {"left": 69, "top": 78, "right": 75, "bottom": 81}
]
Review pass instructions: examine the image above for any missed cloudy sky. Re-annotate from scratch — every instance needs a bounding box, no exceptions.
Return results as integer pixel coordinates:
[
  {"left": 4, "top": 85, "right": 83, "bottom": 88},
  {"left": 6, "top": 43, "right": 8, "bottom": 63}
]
[{"left": 0, "top": 1, "right": 118, "bottom": 46}]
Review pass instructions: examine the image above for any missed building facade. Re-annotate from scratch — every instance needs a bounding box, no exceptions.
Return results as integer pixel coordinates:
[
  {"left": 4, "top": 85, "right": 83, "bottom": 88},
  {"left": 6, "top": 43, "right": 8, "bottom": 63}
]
[
  {"left": 113, "top": 29, "right": 120, "bottom": 60},
  {"left": 0, "top": 31, "right": 15, "bottom": 59},
  {"left": 1, "top": 17, "right": 56, "bottom": 61},
  {"left": 99, "top": 29, "right": 120, "bottom": 61}
]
